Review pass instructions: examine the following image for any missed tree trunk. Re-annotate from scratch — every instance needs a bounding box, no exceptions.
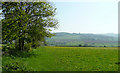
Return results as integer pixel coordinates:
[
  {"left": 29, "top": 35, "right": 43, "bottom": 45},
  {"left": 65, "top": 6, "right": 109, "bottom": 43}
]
[
  {"left": 18, "top": 38, "right": 25, "bottom": 51},
  {"left": 22, "top": 39, "right": 24, "bottom": 51},
  {"left": 19, "top": 38, "right": 22, "bottom": 51}
]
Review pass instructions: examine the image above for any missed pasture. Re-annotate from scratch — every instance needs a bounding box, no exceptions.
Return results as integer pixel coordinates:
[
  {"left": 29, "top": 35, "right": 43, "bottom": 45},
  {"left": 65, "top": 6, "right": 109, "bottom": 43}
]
[{"left": 2, "top": 46, "right": 118, "bottom": 71}]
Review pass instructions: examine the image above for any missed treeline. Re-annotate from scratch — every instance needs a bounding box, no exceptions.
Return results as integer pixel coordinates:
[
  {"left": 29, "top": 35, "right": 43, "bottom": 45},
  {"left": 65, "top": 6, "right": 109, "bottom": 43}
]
[{"left": 54, "top": 44, "right": 117, "bottom": 47}]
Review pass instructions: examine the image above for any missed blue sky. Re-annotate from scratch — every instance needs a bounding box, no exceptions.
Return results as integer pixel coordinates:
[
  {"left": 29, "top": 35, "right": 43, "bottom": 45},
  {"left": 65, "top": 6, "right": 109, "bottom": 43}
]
[{"left": 51, "top": 1, "right": 118, "bottom": 34}]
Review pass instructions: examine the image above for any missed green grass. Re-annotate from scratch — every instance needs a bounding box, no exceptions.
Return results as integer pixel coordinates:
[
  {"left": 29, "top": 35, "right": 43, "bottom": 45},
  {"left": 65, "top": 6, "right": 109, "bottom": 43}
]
[{"left": 3, "top": 46, "right": 118, "bottom": 71}]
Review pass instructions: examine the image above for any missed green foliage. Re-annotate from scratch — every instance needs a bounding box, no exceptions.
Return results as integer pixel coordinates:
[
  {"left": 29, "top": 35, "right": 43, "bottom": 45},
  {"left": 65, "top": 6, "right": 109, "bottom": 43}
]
[
  {"left": 31, "top": 40, "right": 39, "bottom": 49},
  {"left": 2, "top": 60, "right": 31, "bottom": 71},
  {"left": 24, "top": 43, "right": 32, "bottom": 52},
  {"left": 1, "top": 2, "right": 58, "bottom": 52},
  {"left": 78, "top": 44, "right": 82, "bottom": 47},
  {"left": 2, "top": 43, "right": 16, "bottom": 55}
]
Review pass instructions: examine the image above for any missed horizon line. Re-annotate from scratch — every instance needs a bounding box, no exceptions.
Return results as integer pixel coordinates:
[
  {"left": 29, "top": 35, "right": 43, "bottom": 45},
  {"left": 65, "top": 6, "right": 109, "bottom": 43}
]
[{"left": 52, "top": 31, "right": 118, "bottom": 34}]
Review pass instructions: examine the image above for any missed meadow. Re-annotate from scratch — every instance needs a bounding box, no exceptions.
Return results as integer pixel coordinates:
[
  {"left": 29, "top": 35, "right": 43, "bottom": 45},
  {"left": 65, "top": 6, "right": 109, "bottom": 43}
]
[{"left": 2, "top": 46, "right": 118, "bottom": 71}]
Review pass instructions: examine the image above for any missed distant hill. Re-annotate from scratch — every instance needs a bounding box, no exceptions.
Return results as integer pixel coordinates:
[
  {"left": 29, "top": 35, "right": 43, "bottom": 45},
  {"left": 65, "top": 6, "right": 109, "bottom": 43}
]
[
  {"left": 102, "top": 33, "right": 118, "bottom": 37},
  {"left": 46, "top": 32, "right": 118, "bottom": 47}
]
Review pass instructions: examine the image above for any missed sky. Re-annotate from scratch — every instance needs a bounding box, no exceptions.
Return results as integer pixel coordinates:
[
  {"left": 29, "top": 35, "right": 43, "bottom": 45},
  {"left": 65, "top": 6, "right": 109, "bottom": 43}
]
[{"left": 50, "top": 0, "right": 119, "bottom": 34}]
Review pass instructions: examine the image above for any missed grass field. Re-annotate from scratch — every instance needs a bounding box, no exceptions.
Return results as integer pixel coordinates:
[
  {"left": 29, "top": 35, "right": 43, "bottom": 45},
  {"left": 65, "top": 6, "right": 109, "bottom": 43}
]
[{"left": 3, "top": 46, "right": 118, "bottom": 71}]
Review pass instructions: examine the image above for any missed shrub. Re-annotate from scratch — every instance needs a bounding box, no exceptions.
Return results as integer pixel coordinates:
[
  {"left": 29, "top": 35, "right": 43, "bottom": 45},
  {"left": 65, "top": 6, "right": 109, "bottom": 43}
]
[
  {"left": 104, "top": 45, "right": 106, "bottom": 47},
  {"left": 2, "top": 60, "right": 32, "bottom": 71},
  {"left": 78, "top": 44, "right": 82, "bottom": 47},
  {"left": 24, "top": 43, "right": 32, "bottom": 52},
  {"left": 2, "top": 44, "right": 16, "bottom": 55},
  {"left": 32, "top": 41, "right": 40, "bottom": 49}
]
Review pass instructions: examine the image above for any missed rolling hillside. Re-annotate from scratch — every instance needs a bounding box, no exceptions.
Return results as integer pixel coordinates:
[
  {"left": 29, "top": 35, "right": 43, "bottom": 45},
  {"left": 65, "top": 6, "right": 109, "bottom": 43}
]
[{"left": 46, "top": 32, "right": 118, "bottom": 47}]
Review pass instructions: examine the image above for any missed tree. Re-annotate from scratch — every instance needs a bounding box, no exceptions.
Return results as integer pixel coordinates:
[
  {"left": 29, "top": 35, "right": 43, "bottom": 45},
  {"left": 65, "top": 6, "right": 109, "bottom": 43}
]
[
  {"left": 2, "top": 2, "right": 58, "bottom": 51},
  {"left": 78, "top": 44, "right": 82, "bottom": 47},
  {"left": 83, "top": 44, "right": 88, "bottom": 47},
  {"left": 104, "top": 45, "right": 106, "bottom": 47}
]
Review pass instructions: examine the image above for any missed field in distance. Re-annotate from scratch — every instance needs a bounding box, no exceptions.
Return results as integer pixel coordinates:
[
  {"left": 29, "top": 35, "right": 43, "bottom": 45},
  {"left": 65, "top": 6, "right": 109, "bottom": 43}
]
[{"left": 3, "top": 46, "right": 118, "bottom": 71}]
